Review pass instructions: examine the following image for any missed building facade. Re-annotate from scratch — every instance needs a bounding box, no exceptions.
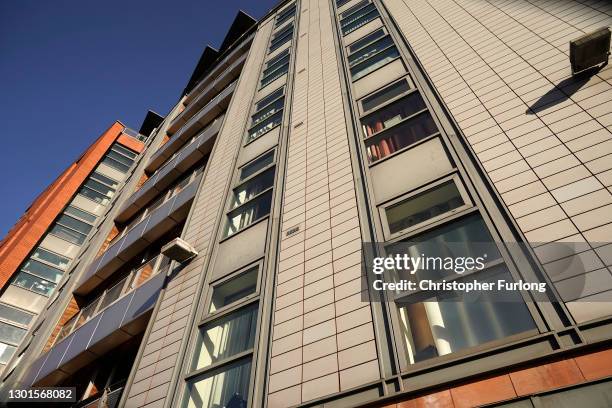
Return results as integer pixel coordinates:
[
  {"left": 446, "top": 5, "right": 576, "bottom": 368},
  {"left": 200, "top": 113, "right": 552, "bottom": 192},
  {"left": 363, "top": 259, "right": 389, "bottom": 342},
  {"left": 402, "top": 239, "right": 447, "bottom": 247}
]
[
  {"left": 0, "top": 123, "right": 146, "bottom": 374},
  {"left": 2, "top": 0, "right": 612, "bottom": 407}
]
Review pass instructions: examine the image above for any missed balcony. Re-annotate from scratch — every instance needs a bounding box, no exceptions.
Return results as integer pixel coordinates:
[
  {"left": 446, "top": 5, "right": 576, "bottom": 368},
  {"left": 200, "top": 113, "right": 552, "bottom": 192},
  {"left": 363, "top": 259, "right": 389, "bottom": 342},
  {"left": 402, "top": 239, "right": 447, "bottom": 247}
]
[
  {"left": 22, "top": 257, "right": 170, "bottom": 387},
  {"left": 76, "top": 172, "right": 202, "bottom": 295},
  {"left": 169, "top": 51, "right": 247, "bottom": 134},
  {"left": 144, "top": 112, "right": 223, "bottom": 176},
  {"left": 168, "top": 79, "right": 236, "bottom": 142},
  {"left": 121, "top": 122, "right": 218, "bottom": 222},
  {"left": 183, "top": 33, "right": 253, "bottom": 106}
]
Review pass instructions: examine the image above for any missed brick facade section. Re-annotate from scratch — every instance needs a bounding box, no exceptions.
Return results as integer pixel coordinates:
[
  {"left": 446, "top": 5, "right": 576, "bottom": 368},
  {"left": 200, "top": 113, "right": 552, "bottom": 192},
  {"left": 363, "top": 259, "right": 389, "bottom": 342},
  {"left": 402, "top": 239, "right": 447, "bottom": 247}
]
[
  {"left": 383, "top": 0, "right": 612, "bottom": 323},
  {"left": 0, "top": 122, "right": 125, "bottom": 288},
  {"left": 266, "top": 0, "right": 380, "bottom": 405},
  {"left": 380, "top": 346, "right": 612, "bottom": 407},
  {"left": 123, "top": 22, "right": 273, "bottom": 408}
]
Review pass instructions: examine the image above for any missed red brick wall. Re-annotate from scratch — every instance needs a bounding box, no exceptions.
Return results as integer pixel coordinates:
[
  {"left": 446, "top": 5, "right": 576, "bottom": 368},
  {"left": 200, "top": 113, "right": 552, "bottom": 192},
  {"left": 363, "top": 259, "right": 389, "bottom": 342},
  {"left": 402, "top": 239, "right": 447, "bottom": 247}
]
[
  {"left": 0, "top": 122, "right": 125, "bottom": 288},
  {"left": 380, "top": 347, "right": 612, "bottom": 408}
]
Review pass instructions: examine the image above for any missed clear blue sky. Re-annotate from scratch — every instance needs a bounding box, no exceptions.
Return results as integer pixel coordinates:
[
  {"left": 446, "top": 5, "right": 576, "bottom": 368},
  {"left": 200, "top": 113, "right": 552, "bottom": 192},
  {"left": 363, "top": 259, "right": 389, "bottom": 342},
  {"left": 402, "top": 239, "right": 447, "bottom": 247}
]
[{"left": 0, "top": 0, "right": 277, "bottom": 237}]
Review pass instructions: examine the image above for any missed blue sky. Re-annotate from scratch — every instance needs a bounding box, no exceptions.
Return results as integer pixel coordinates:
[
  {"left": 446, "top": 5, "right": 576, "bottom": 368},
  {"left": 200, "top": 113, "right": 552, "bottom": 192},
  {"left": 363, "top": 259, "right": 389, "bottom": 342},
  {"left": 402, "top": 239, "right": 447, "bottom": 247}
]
[{"left": 0, "top": 0, "right": 277, "bottom": 237}]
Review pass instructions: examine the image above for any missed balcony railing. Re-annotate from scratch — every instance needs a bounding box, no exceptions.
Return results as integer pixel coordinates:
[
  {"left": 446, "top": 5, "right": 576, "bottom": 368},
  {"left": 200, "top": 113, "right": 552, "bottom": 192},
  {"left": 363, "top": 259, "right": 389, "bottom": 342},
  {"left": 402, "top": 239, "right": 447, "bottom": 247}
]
[
  {"left": 55, "top": 255, "right": 170, "bottom": 345},
  {"left": 108, "top": 166, "right": 204, "bottom": 248}
]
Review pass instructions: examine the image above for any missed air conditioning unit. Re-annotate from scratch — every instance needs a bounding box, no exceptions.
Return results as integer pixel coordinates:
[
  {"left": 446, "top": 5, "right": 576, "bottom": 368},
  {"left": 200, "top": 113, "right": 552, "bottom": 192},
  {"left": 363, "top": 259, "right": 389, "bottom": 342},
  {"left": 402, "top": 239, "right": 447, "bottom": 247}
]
[
  {"left": 161, "top": 238, "right": 198, "bottom": 263},
  {"left": 569, "top": 27, "right": 611, "bottom": 75}
]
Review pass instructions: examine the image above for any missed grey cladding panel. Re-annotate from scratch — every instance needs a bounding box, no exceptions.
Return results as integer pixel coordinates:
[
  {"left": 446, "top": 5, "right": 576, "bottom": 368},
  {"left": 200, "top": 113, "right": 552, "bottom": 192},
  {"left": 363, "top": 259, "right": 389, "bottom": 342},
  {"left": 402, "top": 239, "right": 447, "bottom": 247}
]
[
  {"left": 370, "top": 137, "right": 454, "bottom": 204},
  {"left": 212, "top": 218, "right": 268, "bottom": 281},
  {"left": 122, "top": 271, "right": 166, "bottom": 329},
  {"left": 59, "top": 314, "right": 102, "bottom": 366}
]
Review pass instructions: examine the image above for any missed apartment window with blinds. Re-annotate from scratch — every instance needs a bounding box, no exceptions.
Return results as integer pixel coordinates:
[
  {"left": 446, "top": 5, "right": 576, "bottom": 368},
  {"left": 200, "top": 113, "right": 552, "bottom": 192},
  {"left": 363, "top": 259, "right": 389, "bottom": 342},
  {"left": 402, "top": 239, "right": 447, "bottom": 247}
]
[
  {"left": 260, "top": 49, "right": 290, "bottom": 88},
  {"left": 348, "top": 29, "right": 400, "bottom": 81},
  {"left": 269, "top": 22, "right": 294, "bottom": 53},
  {"left": 224, "top": 151, "right": 276, "bottom": 237},
  {"left": 384, "top": 208, "right": 536, "bottom": 364},
  {"left": 184, "top": 264, "right": 261, "bottom": 408},
  {"left": 357, "top": 77, "right": 439, "bottom": 163},
  {"left": 340, "top": 0, "right": 380, "bottom": 35},
  {"left": 275, "top": 3, "right": 296, "bottom": 28},
  {"left": 247, "top": 88, "right": 285, "bottom": 143}
]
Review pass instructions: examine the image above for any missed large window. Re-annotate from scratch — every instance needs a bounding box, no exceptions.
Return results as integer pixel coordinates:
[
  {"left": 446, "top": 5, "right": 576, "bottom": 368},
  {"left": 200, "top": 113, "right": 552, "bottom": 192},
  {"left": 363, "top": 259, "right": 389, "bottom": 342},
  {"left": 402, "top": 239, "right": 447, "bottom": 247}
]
[
  {"left": 348, "top": 30, "right": 399, "bottom": 81},
  {"left": 12, "top": 272, "right": 55, "bottom": 296},
  {"left": 365, "top": 111, "right": 438, "bottom": 162},
  {"left": 275, "top": 3, "right": 296, "bottom": 28},
  {"left": 78, "top": 170, "right": 118, "bottom": 205},
  {"left": 247, "top": 88, "right": 285, "bottom": 143},
  {"left": 102, "top": 143, "right": 138, "bottom": 173},
  {"left": 260, "top": 49, "right": 290, "bottom": 88},
  {"left": 386, "top": 214, "right": 536, "bottom": 364},
  {"left": 269, "top": 22, "right": 294, "bottom": 53},
  {"left": 31, "top": 247, "right": 70, "bottom": 270},
  {"left": 185, "top": 266, "right": 260, "bottom": 408},
  {"left": 21, "top": 259, "right": 63, "bottom": 285},
  {"left": 340, "top": 1, "right": 380, "bottom": 35},
  {"left": 360, "top": 78, "right": 411, "bottom": 113},
  {"left": 0, "top": 303, "right": 34, "bottom": 327},
  {"left": 224, "top": 152, "right": 276, "bottom": 237},
  {"left": 50, "top": 213, "right": 94, "bottom": 245},
  {"left": 361, "top": 92, "right": 427, "bottom": 137},
  {"left": 384, "top": 179, "right": 468, "bottom": 236}
]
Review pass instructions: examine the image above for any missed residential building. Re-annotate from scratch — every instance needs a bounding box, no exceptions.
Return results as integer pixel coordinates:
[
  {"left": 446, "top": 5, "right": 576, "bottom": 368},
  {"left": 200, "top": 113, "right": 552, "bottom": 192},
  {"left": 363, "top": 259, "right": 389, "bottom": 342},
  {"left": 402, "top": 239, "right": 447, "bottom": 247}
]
[
  {"left": 2, "top": 1, "right": 612, "bottom": 407},
  {"left": 0, "top": 122, "right": 147, "bottom": 373}
]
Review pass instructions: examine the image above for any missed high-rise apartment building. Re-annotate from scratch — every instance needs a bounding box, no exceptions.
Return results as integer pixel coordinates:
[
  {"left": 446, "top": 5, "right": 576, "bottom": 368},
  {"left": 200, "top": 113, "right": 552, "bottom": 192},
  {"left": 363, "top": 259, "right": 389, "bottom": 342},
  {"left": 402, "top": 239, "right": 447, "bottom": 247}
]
[
  {"left": 0, "top": 123, "right": 147, "bottom": 374},
  {"left": 1, "top": 1, "right": 611, "bottom": 407}
]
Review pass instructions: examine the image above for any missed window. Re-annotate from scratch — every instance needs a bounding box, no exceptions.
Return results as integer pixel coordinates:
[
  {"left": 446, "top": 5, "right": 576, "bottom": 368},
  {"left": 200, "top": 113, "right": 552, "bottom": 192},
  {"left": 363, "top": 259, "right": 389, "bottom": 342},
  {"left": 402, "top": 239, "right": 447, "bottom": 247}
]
[
  {"left": 21, "top": 259, "right": 63, "bottom": 284},
  {"left": 31, "top": 247, "right": 70, "bottom": 270},
  {"left": 387, "top": 215, "right": 536, "bottom": 364},
  {"left": 90, "top": 171, "right": 119, "bottom": 189},
  {"left": 269, "top": 23, "right": 294, "bottom": 53},
  {"left": 230, "top": 168, "right": 275, "bottom": 209},
  {"left": 361, "top": 92, "right": 427, "bottom": 137},
  {"left": 64, "top": 205, "right": 98, "bottom": 224},
  {"left": 397, "top": 265, "right": 535, "bottom": 364},
  {"left": 239, "top": 151, "right": 274, "bottom": 181},
  {"left": 361, "top": 79, "right": 411, "bottom": 113},
  {"left": 0, "top": 343, "right": 17, "bottom": 365},
  {"left": 102, "top": 143, "right": 137, "bottom": 173},
  {"left": 209, "top": 267, "right": 258, "bottom": 313},
  {"left": 385, "top": 180, "right": 466, "bottom": 235},
  {"left": 78, "top": 186, "right": 111, "bottom": 205},
  {"left": 50, "top": 213, "right": 93, "bottom": 245},
  {"left": 275, "top": 3, "right": 296, "bottom": 28},
  {"left": 0, "top": 303, "right": 34, "bottom": 327},
  {"left": 193, "top": 303, "right": 258, "bottom": 371},
  {"left": 12, "top": 272, "right": 55, "bottom": 296},
  {"left": 260, "top": 50, "right": 290, "bottom": 88},
  {"left": 337, "top": 0, "right": 352, "bottom": 7},
  {"left": 348, "top": 28, "right": 385, "bottom": 53},
  {"left": 247, "top": 112, "right": 283, "bottom": 143},
  {"left": 254, "top": 87, "right": 284, "bottom": 112},
  {"left": 225, "top": 162, "right": 275, "bottom": 238},
  {"left": 349, "top": 34, "right": 399, "bottom": 80},
  {"left": 112, "top": 143, "right": 138, "bottom": 159},
  {"left": 251, "top": 95, "right": 284, "bottom": 127},
  {"left": 340, "top": 1, "right": 380, "bottom": 35},
  {"left": 365, "top": 110, "right": 438, "bottom": 162},
  {"left": 184, "top": 357, "right": 252, "bottom": 408}
]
